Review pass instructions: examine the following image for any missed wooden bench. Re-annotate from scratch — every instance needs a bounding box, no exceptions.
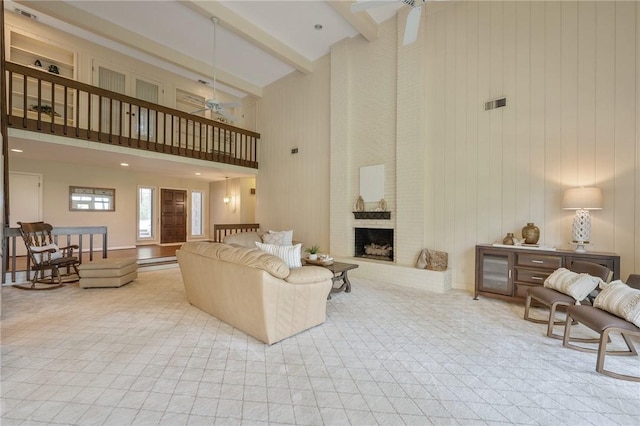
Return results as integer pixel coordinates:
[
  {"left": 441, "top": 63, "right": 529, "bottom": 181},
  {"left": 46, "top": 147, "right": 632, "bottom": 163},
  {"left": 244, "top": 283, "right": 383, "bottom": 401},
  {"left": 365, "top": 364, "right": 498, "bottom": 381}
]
[
  {"left": 562, "top": 274, "right": 640, "bottom": 382},
  {"left": 213, "top": 223, "right": 260, "bottom": 242}
]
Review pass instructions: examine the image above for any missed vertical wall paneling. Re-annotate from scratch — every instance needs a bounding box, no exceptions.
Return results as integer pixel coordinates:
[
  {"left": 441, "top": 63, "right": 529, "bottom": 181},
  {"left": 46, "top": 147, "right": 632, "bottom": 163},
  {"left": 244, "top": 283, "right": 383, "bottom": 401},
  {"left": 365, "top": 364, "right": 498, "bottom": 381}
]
[
  {"left": 577, "top": 2, "right": 597, "bottom": 187},
  {"left": 464, "top": 0, "right": 480, "bottom": 277},
  {"left": 636, "top": 1, "right": 640, "bottom": 274},
  {"left": 614, "top": 1, "right": 637, "bottom": 272},
  {"left": 488, "top": 2, "right": 504, "bottom": 243},
  {"left": 475, "top": 1, "right": 492, "bottom": 245},
  {"left": 444, "top": 4, "right": 457, "bottom": 254},
  {"left": 594, "top": 1, "right": 616, "bottom": 251},
  {"left": 561, "top": 1, "right": 579, "bottom": 189},
  {"left": 502, "top": 1, "right": 517, "bottom": 238},
  {"left": 453, "top": 3, "right": 469, "bottom": 276},
  {"left": 514, "top": 1, "right": 532, "bottom": 241},
  {"left": 528, "top": 1, "right": 547, "bottom": 239},
  {"left": 543, "top": 1, "right": 563, "bottom": 246}
]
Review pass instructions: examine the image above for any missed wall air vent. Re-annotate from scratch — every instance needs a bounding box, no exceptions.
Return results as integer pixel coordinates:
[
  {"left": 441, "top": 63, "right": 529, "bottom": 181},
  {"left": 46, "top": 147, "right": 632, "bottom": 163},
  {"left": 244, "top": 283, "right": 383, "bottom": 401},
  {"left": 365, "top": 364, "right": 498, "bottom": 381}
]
[
  {"left": 197, "top": 79, "right": 209, "bottom": 85},
  {"left": 484, "top": 97, "right": 507, "bottom": 111},
  {"left": 14, "top": 8, "right": 38, "bottom": 20}
]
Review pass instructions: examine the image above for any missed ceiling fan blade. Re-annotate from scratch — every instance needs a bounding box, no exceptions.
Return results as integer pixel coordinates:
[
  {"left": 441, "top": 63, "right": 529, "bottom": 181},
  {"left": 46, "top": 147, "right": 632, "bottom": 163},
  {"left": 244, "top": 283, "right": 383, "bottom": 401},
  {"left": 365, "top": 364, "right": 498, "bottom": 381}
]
[
  {"left": 351, "top": 0, "right": 395, "bottom": 13},
  {"left": 190, "top": 107, "right": 209, "bottom": 114},
  {"left": 220, "top": 101, "right": 241, "bottom": 109},
  {"left": 219, "top": 109, "right": 237, "bottom": 122},
  {"left": 403, "top": 6, "right": 422, "bottom": 45}
]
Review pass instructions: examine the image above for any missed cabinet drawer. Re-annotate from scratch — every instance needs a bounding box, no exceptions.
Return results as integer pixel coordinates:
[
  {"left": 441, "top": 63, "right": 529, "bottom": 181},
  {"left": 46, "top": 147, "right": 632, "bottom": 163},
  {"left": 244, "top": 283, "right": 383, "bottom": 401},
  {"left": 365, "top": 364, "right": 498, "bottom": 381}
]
[
  {"left": 516, "top": 253, "right": 562, "bottom": 269},
  {"left": 516, "top": 268, "right": 551, "bottom": 285}
]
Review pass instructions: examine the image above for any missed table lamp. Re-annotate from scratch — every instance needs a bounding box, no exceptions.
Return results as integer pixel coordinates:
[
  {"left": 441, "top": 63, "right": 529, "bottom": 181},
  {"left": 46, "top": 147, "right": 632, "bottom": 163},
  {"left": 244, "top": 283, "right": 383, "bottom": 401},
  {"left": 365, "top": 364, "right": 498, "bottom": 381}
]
[{"left": 563, "top": 187, "right": 602, "bottom": 253}]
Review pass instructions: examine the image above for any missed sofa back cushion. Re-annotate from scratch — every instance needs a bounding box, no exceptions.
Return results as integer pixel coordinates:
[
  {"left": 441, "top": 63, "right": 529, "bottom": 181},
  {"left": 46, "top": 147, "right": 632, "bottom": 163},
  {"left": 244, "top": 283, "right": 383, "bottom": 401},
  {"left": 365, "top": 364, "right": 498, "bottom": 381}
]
[
  {"left": 223, "top": 232, "right": 263, "bottom": 248},
  {"left": 180, "top": 241, "right": 290, "bottom": 279}
]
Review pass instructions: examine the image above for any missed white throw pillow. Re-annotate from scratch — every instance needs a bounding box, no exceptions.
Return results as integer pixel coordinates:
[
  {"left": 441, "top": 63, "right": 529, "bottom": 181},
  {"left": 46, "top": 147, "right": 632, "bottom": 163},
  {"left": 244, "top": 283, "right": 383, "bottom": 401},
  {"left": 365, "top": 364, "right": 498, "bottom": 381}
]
[
  {"left": 262, "top": 229, "right": 293, "bottom": 246},
  {"left": 594, "top": 280, "right": 640, "bottom": 328},
  {"left": 30, "top": 243, "right": 62, "bottom": 264},
  {"left": 543, "top": 267, "right": 603, "bottom": 302},
  {"left": 255, "top": 242, "right": 302, "bottom": 268}
]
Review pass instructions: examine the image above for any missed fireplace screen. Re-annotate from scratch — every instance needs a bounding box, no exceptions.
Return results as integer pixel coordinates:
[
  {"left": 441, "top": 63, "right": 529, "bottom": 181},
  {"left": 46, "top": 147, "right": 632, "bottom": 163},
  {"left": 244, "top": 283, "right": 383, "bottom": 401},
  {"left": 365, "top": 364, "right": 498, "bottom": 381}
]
[{"left": 354, "top": 228, "right": 394, "bottom": 262}]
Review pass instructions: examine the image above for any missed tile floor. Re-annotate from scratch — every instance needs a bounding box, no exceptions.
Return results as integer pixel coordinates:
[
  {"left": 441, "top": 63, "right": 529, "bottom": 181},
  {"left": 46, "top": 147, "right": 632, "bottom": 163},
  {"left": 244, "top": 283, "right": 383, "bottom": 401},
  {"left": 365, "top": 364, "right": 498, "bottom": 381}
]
[{"left": 1, "top": 267, "right": 639, "bottom": 425}]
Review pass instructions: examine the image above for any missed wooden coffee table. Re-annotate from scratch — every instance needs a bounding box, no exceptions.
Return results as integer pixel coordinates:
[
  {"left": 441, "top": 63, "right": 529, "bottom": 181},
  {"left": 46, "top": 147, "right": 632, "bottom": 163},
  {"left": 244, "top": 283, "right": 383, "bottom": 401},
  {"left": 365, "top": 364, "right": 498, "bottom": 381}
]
[{"left": 325, "top": 262, "right": 358, "bottom": 294}]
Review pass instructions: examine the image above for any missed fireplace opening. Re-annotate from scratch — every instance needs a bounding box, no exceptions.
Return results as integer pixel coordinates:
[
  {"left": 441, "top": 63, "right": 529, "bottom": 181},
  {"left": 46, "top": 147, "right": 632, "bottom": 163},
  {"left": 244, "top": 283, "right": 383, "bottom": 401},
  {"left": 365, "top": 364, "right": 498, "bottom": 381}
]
[{"left": 354, "top": 228, "right": 394, "bottom": 262}]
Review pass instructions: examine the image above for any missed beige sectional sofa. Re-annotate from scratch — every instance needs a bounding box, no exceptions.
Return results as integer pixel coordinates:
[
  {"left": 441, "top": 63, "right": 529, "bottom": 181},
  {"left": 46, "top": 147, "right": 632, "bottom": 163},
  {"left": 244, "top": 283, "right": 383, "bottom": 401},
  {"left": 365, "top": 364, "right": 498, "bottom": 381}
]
[{"left": 176, "top": 241, "right": 333, "bottom": 344}]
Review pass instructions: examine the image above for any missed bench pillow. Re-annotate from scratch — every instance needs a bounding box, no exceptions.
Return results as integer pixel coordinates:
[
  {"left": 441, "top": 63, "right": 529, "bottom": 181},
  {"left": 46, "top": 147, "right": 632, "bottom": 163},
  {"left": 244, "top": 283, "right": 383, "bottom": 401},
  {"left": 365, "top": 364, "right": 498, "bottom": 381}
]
[
  {"left": 256, "top": 242, "right": 302, "bottom": 268},
  {"left": 594, "top": 280, "right": 640, "bottom": 328},
  {"left": 543, "top": 267, "right": 602, "bottom": 302},
  {"left": 30, "top": 243, "right": 63, "bottom": 264}
]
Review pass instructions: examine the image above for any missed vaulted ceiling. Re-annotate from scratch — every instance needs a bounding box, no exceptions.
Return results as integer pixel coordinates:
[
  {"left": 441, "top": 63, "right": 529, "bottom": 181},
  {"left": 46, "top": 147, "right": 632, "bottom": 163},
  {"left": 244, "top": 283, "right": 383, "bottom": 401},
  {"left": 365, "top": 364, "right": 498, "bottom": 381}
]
[{"left": 6, "top": 0, "right": 403, "bottom": 99}]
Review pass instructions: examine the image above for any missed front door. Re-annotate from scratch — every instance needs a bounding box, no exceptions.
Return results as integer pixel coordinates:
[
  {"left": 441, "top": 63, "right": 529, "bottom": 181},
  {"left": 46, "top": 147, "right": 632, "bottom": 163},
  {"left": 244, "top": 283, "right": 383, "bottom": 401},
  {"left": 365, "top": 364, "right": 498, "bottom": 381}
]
[{"left": 160, "top": 189, "right": 187, "bottom": 244}]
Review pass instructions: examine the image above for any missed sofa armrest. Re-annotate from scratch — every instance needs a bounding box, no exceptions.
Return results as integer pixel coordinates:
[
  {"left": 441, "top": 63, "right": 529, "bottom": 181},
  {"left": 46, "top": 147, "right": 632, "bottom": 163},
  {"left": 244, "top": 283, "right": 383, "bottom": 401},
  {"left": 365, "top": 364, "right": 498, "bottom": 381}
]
[{"left": 285, "top": 266, "right": 333, "bottom": 284}]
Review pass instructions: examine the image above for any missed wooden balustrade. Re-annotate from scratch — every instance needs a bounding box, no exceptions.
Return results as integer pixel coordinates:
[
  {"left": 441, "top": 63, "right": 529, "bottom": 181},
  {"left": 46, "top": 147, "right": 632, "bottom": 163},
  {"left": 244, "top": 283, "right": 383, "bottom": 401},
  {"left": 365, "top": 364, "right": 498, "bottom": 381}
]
[
  {"left": 213, "top": 223, "right": 260, "bottom": 242},
  {"left": 2, "top": 226, "right": 108, "bottom": 284},
  {"left": 4, "top": 62, "right": 259, "bottom": 168}
]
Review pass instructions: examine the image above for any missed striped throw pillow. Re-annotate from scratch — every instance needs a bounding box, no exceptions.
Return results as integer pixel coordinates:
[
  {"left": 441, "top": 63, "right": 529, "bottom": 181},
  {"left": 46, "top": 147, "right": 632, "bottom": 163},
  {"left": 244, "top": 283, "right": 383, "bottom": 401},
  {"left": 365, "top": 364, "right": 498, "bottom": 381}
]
[
  {"left": 256, "top": 242, "right": 302, "bottom": 268},
  {"left": 543, "top": 268, "right": 602, "bottom": 302},
  {"left": 262, "top": 230, "right": 293, "bottom": 246},
  {"left": 594, "top": 280, "right": 640, "bottom": 328}
]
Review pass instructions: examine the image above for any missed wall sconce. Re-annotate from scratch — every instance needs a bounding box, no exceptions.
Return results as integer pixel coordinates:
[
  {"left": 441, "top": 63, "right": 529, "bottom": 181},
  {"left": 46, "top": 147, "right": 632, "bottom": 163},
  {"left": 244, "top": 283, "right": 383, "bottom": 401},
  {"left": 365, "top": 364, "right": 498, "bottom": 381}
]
[
  {"left": 223, "top": 177, "right": 230, "bottom": 204},
  {"left": 563, "top": 187, "right": 602, "bottom": 253}
]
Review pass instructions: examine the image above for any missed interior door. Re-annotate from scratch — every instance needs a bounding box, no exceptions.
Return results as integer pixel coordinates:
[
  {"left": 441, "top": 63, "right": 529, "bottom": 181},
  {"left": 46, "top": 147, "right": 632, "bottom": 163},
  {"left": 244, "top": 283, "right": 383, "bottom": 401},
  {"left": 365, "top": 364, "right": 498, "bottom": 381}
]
[
  {"left": 9, "top": 172, "right": 43, "bottom": 255},
  {"left": 161, "top": 189, "right": 187, "bottom": 244}
]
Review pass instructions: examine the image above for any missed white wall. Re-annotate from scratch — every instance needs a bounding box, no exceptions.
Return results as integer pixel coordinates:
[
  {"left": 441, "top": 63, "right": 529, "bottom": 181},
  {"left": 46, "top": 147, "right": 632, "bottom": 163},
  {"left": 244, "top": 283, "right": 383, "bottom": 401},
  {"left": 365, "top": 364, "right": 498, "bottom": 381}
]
[
  {"left": 258, "top": 1, "right": 640, "bottom": 290},
  {"left": 9, "top": 157, "right": 210, "bottom": 248},
  {"left": 255, "top": 55, "right": 331, "bottom": 250},
  {"left": 209, "top": 177, "right": 256, "bottom": 229}
]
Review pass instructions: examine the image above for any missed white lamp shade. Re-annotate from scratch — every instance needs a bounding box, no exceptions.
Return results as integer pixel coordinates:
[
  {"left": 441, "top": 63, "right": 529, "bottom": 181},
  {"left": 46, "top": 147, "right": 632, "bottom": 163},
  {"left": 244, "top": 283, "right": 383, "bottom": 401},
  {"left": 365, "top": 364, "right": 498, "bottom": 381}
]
[{"left": 563, "top": 187, "right": 602, "bottom": 210}]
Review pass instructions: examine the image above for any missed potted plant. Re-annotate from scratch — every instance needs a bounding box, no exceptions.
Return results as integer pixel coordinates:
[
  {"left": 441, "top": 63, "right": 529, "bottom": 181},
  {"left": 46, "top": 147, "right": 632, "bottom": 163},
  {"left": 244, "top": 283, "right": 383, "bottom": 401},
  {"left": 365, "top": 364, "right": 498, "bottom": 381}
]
[{"left": 305, "top": 245, "right": 320, "bottom": 261}]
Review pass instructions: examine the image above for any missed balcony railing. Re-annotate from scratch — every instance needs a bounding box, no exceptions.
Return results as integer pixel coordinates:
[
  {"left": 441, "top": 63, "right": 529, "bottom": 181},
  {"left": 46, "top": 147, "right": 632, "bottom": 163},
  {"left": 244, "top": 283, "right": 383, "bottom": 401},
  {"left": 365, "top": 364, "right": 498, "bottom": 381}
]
[
  {"left": 4, "top": 62, "right": 259, "bottom": 168},
  {"left": 2, "top": 225, "right": 108, "bottom": 285}
]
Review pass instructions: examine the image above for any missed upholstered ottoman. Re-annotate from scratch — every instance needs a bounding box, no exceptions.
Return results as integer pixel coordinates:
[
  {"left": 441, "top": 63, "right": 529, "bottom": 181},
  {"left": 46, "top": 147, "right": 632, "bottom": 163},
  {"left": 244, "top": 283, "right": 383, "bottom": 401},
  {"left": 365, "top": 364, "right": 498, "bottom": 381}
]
[{"left": 79, "top": 257, "right": 138, "bottom": 288}]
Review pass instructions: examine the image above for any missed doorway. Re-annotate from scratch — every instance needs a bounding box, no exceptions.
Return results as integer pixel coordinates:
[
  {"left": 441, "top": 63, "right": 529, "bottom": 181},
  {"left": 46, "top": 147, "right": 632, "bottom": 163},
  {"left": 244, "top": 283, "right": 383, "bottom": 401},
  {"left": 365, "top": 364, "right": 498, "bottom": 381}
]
[
  {"left": 160, "top": 189, "right": 187, "bottom": 244},
  {"left": 9, "top": 172, "right": 43, "bottom": 255}
]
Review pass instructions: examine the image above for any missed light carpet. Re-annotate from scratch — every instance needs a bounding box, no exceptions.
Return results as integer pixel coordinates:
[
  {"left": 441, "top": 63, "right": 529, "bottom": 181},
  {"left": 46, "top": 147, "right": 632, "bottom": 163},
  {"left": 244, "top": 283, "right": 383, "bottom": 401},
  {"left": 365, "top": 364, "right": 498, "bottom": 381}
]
[{"left": 1, "top": 267, "right": 639, "bottom": 425}]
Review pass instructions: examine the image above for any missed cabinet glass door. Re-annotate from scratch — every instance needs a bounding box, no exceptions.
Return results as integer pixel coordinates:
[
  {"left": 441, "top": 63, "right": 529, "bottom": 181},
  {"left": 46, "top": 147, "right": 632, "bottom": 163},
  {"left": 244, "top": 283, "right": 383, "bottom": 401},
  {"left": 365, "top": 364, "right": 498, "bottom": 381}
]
[{"left": 480, "top": 253, "right": 512, "bottom": 296}]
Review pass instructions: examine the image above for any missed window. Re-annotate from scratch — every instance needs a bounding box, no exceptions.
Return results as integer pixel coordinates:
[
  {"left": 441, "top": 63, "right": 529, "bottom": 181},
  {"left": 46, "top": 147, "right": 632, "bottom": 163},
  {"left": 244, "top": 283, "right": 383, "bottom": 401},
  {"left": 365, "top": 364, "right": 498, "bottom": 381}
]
[
  {"left": 138, "top": 186, "right": 155, "bottom": 239},
  {"left": 69, "top": 187, "right": 115, "bottom": 211},
  {"left": 191, "top": 190, "right": 204, "bottom": 236}
]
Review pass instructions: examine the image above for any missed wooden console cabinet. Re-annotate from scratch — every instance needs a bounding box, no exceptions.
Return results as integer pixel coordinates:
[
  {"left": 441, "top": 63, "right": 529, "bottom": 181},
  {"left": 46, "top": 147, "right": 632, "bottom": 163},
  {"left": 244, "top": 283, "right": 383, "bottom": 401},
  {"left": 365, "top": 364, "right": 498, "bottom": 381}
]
[{"left": 474, "top": 244, "right": 620, "bottom": 303}]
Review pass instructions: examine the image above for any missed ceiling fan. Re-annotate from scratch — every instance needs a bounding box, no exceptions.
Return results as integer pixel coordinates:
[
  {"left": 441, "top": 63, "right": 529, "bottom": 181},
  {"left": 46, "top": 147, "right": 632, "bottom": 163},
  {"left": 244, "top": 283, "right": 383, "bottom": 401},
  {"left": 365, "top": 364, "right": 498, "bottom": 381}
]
[
  {"left": 192, "top": 17, "right": 240, "bottom": 122},
  {"left": 351, "top": 0, "right": 427, "bottom": 46}
]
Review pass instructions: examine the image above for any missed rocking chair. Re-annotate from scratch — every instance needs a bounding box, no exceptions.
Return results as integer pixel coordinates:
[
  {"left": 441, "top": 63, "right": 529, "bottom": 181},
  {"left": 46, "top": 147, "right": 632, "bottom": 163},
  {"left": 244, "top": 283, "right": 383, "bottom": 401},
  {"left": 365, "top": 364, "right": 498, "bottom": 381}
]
[{"left": 16, "top": 221, "right": 80, "bottom": 290}]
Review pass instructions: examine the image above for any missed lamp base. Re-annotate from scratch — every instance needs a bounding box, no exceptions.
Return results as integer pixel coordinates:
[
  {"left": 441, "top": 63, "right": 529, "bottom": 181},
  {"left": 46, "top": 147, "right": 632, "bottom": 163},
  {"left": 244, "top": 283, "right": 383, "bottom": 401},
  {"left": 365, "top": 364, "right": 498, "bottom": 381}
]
[{"left": 571, "top": 242, "right": 589, "bottom": 253}]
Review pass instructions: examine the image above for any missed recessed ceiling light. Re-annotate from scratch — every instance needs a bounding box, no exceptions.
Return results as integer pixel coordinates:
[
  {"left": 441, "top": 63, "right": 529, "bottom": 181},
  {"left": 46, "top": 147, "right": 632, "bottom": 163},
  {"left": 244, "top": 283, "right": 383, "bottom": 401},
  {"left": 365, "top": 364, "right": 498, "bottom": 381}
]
[
  {"left": 11, "top": 148, "right": 23, "bottom": 153},
  {"left": 195, "top": 172, "right": 201, "bottom": 176},
  {"left": 314, "top": 24, "right": 323, "bottom": 30},
  {"left": 120, "top": 163, "right": 129, "bottom": 167}
]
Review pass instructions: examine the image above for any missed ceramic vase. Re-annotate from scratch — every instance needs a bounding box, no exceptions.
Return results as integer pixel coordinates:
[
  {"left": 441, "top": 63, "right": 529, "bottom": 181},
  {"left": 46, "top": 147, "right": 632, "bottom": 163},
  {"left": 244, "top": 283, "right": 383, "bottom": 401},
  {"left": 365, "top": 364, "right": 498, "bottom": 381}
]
[
  {"left": 503, "top": 233, "right": 515, "bottom": 245},
  {"left": 522, "top": 223, "right": 540, "bottom": 244}
]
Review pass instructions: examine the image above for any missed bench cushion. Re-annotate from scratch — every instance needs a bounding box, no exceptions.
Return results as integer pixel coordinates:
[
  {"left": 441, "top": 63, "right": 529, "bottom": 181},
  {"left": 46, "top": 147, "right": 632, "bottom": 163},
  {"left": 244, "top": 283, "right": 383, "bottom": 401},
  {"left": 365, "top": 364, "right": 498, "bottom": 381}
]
[
  {"left": 594, "top": 280, "right": 640, "bottom": 328},
  {"left": 567, "top": 305, "right": 640, "bottom": 333}
]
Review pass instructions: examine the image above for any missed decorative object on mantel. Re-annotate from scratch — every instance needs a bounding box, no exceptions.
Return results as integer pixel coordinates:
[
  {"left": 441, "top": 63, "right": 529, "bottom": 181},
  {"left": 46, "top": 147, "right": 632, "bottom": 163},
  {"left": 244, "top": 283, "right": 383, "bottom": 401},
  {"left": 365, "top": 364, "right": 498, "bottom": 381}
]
[
  {"left": 416, "top": 249, "right": 448, "bottom": 271},
  {"left": 502, "top": 233, "right": 515, "bottom": 245},
  {"left": 563, "top": 186, "right": 602, "bottom": 253},
  {"left": 48, "top": 64, "right": 59, "bottom": 74},
  {"left": 377, "top": 199, "right": 387, "bottom": 212},
  {"left": 34, "top": 59, "right": 42, "bottom": 67},
  {"left": 353, "top": 211, "right": 391, "bottom": 220},
  {"left": 521, "top": 222, "right": 540, "bottom": 244},
  {"left": 353, "top": 195, "right": 365, "bottom": 212}
]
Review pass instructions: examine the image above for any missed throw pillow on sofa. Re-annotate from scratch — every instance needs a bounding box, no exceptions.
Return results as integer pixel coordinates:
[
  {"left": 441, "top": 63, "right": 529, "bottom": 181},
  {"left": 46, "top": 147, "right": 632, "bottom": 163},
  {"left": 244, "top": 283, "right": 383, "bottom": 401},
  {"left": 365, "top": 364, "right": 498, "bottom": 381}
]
[
  {"left": 543, "top": 267, "right": 603, "bottom": 302},
  {"left": 262, "top": 230, "right": 293, "bottom": 246},
  {"left": 256, "top": 242, "right": 302, "bottom": 268}
]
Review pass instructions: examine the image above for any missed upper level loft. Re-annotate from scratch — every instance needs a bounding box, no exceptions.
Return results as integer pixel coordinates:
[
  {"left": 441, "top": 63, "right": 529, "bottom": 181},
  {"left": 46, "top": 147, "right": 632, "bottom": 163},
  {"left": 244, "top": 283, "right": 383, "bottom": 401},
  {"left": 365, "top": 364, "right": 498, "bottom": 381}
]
[{"left": 3, "top": 28, "right": 260, "bottom": 169}]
